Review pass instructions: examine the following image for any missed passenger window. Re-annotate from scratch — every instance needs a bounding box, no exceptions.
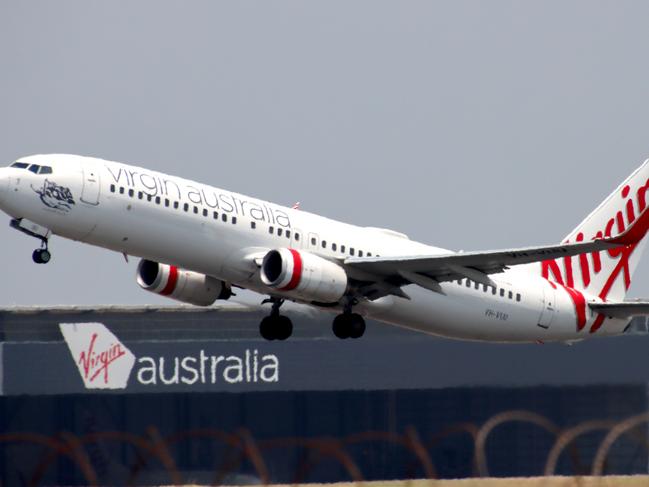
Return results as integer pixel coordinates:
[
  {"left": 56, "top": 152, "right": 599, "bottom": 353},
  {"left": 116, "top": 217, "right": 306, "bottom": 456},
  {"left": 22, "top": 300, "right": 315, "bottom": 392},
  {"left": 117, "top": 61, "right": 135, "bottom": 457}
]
[
  {"left": 222, "top": 213, "right": 227, "bottom": 222},
  {"left": 500, "top": 288, "right": 505, "bottom": 297},
  {"left": 295, "top": 233, "right": 300, "bottom": 241},
  {"left": 147, "top": 194, "right": 153, "bottom": 202},
  {"left": 251, "top": 221, "right": 256, "bottom": 229},
  {"left": 341, "top": 245, "right": 346, "bottom": 253},
  {"left": 277, "top": 228, "right": 283, "bottom": 236},
  {"left": 474, "top": 281, "right": 479, "bottom": 290},
  {"left": 350, "top": 248, "right": 355, "bottom": 256},
  {"left": 110, "top": 184, "right": 116, "bottom": 193},
  {"left": 286, "top": 230, "right": 290, "bottom": 238},
  {"left": 173, "top": 201, "right": 179, "bottom": 209},
  {"left": 193, "top": 206, "right": 199, "bottom": 214},
  {"left": 322, "top": 240, "right": 327, "bottom": 248},
  {"left": 202, "top": 208, "right": 208, "bottom": 217},
  {"left": 482, "top": 284, "right": 488, "bottom": 292},
  {"left": 516, "top": 293, "right": 521, "bottom": 302},
  {"left": 119, "top": 187, "right": 125, "bottom": 194},
  {"left": 155, "top": 196, "right": 161, "bottom": 204},
  {"left": 332, "top": 243, "right": 337, "bottom": 251},
  {"left": 39, "top": 166, "right": 52, "bottom": 174},
  {"left": 492, "top": 286, "right": 497, "bottom": 295},
  {"left": 311, "top": 237, "right": 316, "bottom": 245},
  {"left": 232, "top": 216, "right": 237, "bottom": 224},
  {"left": 367, "top": 252, "right": 372, "bottom": 257},
  {"left": 28, "top": 164, "right": 40, "bottom": 173},
  {"left": 508, "top": 291, "right": 513, "bottom": 300},
  {"left": 213, "top": 211, "right": 218, "bottom": 219},
  {"left": 183, "top": 203, "right": 189, "bottom": 212},
  {"left": 466, "top": 280, "right": 471, "bottom": 288},
  {"left": 164, "top": 198, "right": 169, "bottom": 207},
  {"left": 269, "top": 226, "right": 274, "bottom": 234},
  {"left": 128, "top": 189, "right": 134, "bottom": 197},
  {"left": 138, "top": 192, "right": 144, "bottom": 200},
  {"left": 359, "top": 250, "right": 364, "bottom": 257},
  {"left": 10, "top": 162, "right": 28, "bottom": 169}
]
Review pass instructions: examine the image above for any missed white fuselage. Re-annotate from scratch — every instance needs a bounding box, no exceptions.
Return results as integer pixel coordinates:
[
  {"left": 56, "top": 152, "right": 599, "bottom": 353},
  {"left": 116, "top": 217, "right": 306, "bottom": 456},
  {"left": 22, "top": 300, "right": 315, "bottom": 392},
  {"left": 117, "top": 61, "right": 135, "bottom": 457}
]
[{"left": 0, "top": 155, "right": 630, "bottom": 342}]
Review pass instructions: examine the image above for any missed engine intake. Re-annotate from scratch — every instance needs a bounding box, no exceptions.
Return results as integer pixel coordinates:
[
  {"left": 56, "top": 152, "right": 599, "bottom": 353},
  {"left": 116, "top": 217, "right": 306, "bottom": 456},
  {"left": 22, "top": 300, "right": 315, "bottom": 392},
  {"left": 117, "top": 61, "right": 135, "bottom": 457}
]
[
  {"left": 260, "top": 248, "right": 347, "bottom": 303},
  {"left": 136, "top": 259, "right": 231, "bottom": 306}
]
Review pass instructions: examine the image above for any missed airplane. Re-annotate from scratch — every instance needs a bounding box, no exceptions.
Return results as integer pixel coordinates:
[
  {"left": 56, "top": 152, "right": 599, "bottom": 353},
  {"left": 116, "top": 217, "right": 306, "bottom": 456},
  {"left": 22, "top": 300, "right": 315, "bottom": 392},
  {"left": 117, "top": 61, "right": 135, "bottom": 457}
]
[{"left": 1, "top": 154, "right": 649, "bottom": 343}]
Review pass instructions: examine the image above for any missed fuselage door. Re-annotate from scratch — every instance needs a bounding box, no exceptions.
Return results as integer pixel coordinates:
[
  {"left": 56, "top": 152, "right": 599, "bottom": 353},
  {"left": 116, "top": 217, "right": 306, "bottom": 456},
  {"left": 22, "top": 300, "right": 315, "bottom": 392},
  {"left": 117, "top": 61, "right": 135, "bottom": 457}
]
[
  {"left": 80, "top": 161, "right": 101, "bottom": 206},
  {"left": 538, "top": 282, "right": 557, "bottom": 329}
]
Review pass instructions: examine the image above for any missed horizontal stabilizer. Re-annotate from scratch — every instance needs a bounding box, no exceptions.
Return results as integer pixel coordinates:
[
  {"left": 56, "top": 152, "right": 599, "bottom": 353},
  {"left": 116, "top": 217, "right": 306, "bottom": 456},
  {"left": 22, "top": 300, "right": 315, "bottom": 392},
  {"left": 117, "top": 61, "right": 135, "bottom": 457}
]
[{"left": 589, "top": 301, "right": 649, "bottom": 318}]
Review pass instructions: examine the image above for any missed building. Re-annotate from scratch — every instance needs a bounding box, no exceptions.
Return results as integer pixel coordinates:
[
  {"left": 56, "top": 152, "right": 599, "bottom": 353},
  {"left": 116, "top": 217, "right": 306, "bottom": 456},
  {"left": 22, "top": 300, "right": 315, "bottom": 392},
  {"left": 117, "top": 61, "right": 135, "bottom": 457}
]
[{"left": 1, "top": 305, "right": 648, "bottom": 485}]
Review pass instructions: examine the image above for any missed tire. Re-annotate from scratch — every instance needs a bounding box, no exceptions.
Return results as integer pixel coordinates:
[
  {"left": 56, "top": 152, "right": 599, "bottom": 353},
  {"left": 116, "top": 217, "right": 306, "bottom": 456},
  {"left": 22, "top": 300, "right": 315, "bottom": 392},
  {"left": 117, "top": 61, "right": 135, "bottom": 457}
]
[
  {"left": 348, "top": 313, "right": 366, "bottom": 339},
  {"left": 32, "top": 250, "right": 43, "bottom": 264},
  {"left": 259, "top": 316, "right": 276, "bottom": 341},
  {"left": 276, "top": 316, "right": 293, "bottom": 341},
  {"left": 40, "top": 249, "right": 51, "bottom": 264},
  {"left": 332, "top": 314, "right": 350, "bottom": 339}
]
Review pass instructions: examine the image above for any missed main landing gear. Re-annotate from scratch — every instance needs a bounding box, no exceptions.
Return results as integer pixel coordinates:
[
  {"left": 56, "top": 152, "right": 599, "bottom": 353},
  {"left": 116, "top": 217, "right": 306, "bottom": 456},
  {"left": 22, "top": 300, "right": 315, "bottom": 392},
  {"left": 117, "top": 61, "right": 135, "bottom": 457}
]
[
  {"left": 258, "top": 297, "right": 366, "bottom": 341},
  {"left": 259, "top": 298, "right": 293, "bottom": 341},
  {"left": 332, "top": 312, "right": 366, "bottom": 339}
]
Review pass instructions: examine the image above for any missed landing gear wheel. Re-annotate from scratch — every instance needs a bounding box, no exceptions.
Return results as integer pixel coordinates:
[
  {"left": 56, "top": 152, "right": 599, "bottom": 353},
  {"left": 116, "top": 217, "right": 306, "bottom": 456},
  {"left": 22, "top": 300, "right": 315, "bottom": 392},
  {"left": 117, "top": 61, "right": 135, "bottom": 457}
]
[
  {"left": 332, "top": 313, "right": 366, "bottom": 339},
  {"left": 332, "top": 314, "right": 351, "bottom": 339},
  {"left": 276, "top": 315, "right": 293, "bottom": 341},
  {"left": 259, "top": 314, "right": 294, "bottom": 341},
  {"left": 260, "top": 317, "right": 274, "bottom": 341},
  {"left": 32, "top": 248, "right": 51, "bottom": 264},
  {"left": 348, "top": 313, "right": 366, "bottom": 339}
]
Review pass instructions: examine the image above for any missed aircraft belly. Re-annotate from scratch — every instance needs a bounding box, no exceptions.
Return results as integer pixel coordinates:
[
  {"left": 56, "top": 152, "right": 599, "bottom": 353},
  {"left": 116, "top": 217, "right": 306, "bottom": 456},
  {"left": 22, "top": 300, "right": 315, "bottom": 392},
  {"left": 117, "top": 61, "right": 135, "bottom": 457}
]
[{"left": 363, "top": 283, "right": 584, "bottom": 343}]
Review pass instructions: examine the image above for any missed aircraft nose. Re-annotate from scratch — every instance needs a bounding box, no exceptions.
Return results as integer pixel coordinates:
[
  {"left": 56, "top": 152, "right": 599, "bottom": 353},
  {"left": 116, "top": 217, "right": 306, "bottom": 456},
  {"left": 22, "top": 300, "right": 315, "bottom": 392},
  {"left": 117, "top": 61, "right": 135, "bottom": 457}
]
[{"left": 0, "top": 168, "right": 10, "bottom": 201}]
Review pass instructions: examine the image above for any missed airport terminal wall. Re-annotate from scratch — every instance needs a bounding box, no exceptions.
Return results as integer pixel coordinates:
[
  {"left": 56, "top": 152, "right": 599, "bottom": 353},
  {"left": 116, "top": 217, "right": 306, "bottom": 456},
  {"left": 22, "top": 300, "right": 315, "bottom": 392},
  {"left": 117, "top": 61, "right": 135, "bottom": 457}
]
[{"left": 1, "top": 305, "right": 649, "bottom": 485}]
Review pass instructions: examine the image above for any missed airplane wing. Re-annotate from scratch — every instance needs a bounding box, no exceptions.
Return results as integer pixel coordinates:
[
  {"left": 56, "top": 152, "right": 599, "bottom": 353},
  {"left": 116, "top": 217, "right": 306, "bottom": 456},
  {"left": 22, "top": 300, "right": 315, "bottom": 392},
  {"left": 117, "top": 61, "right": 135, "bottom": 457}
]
[
  {"left": 344, "top": 207, "right": 649, "bottom": 299},
  {"left": 343, "top": 238, "right": 624, "bottom": 298},
  {"left": 589, "top": 301, "right": 649, "bottom": 318}
]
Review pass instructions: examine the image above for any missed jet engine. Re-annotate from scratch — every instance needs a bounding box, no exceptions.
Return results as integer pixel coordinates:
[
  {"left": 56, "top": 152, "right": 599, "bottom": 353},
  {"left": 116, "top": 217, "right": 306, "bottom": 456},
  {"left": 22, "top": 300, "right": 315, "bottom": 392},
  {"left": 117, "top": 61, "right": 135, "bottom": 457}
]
[
  {"left": 260, "top": 248, "right": 347, "bottom": 303},
  {"left": 136, "top": 259, "right": 232, "bottom": 306}
]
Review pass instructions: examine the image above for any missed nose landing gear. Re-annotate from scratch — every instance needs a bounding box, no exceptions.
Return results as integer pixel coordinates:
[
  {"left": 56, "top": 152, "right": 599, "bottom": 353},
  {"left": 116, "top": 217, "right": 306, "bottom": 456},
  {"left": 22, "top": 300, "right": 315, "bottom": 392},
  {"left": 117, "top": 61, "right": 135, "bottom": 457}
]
[
  {"left": 259, "top": 298, "right": 293, "bottom": 341},
  {"left": 32, "top": 244, "right": 51, "bottom": 264},
  {"left": 9, "top": 219, "right": 53, "bottom": 264}
]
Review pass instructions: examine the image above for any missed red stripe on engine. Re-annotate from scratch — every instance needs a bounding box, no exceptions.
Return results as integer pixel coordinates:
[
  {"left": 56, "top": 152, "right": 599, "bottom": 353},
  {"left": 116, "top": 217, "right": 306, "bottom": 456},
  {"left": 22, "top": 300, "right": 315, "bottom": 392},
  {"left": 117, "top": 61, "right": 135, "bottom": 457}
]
[
  {"left": 280, "top": 249, "right": 303, "bottom": 291},
  {"left": 160, "top": 266, "right": 179, "bottom": 295}
]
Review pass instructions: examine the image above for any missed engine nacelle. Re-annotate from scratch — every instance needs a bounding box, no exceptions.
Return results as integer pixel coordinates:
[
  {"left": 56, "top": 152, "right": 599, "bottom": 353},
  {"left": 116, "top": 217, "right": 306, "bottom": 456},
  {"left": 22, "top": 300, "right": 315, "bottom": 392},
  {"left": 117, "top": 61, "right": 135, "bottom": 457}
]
[
  {"left": 260, "top": 248, "right": 347, "bottom": 303},
  {"left": 136, "top": 260, "right": 231, "bottom": 306}
]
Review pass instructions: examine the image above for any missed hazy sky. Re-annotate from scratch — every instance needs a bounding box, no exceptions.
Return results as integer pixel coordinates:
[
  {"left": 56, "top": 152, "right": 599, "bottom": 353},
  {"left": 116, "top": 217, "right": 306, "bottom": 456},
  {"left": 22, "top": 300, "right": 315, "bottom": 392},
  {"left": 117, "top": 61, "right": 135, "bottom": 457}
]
[{"left": 2, "top": 1, "right": 649, "bottom": 306}]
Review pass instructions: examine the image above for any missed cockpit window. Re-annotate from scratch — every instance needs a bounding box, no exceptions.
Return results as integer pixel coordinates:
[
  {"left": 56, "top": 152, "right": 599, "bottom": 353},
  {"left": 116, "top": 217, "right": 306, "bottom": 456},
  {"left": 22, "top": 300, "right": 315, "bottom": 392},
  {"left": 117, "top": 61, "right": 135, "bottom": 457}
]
[{"left": 11, "top": 162, "right": 53, "bottom": 174}]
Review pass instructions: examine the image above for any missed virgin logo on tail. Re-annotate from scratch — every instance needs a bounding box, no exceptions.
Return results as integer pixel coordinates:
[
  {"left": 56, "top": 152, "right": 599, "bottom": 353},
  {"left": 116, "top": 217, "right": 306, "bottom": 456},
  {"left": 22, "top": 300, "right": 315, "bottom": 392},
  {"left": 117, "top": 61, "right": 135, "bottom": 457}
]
[
  {"left": 542, "top": 178, "right": 649, "bottom": 333},
  {"left": 60, "top": 323, "right": 136, "bottom": 389}
]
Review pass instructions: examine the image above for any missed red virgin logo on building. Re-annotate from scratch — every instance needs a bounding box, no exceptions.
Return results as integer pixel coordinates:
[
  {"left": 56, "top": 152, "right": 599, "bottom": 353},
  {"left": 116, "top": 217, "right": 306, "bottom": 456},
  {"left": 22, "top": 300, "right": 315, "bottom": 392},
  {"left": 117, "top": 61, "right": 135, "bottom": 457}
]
[{"left": 60, "top": 323, "right": 135, "bottom": 389}]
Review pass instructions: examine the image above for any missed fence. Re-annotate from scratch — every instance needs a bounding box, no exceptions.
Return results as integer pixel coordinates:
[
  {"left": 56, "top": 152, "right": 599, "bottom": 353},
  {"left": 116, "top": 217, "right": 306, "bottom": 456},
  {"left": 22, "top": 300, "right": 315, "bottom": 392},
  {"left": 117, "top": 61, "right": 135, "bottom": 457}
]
[{"left": 2, "top": 409, "right": 649, "bottom": 486}]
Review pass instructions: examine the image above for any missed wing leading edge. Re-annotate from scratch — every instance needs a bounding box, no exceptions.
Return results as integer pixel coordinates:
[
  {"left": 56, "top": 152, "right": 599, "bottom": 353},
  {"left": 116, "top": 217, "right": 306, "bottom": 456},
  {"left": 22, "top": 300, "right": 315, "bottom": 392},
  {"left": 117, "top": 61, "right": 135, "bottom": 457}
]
[{"left": 344, "top": 213, "right": 649, "bottom": 299}]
